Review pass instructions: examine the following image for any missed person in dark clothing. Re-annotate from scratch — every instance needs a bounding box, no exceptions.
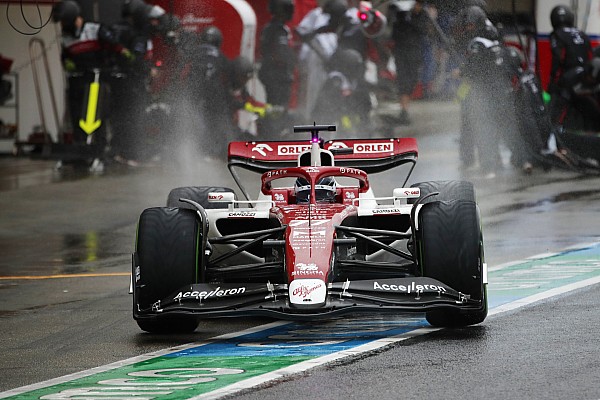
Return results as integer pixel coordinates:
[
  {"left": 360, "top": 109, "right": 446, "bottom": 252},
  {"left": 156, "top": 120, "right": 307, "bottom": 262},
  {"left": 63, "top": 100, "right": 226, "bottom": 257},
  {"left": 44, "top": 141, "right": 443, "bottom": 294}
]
[
  {"left": 456, "top": 6, "right": 529, "bottom": 177},
  {"left": 258, "top": 0, "right": 296, "bottom": 135},
  {"left": 452, "top": 5, "right": 498, "bottom": 170},
  {"left": 106, "top": 0, "right": 156, "bottom": 164},
  {"left": 311, "top": 48, "right": 371, "bottom": 133},
  {"left": 189, "top": 26, "right": 234, "bottom": 157},
  {"left": 52, "top": 0, "right": 125, "bottom": 169},
  {"left": 548, "top": 5, "right": 593, "bottom": 125},
  {"left": 390, "top": 0, "right": 432, "bottom": 125}
]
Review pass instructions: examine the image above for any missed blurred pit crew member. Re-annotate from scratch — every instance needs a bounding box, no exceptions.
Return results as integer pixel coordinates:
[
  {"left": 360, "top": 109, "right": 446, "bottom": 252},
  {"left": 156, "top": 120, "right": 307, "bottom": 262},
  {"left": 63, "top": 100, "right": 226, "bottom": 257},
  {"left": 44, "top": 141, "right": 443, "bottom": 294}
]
[
  {"left": 390, "top": 0, "right": 432, "bottom": 125},
  {"left": 294, "top": 176, "right": 337, "bottom": 204},
  {"left": 107, "top": 0, "right": 156, "bottom": 165},
  {"left": 311, "top": 48, "right": 372, "bottom": 133},
  {"left": 295, "top": 0, "right": 347, "bottom": 119},
  {"left": 188, "top": 26, "right": 234, "bottom": 157},
  {"left": 228, "top": 56, "right": 284, "bottom": 139},
  {"left": 52, "top": 0, "right": 126, "bottom": 164},
  {"left": 258, "top": 0, "right": 297, "bottom": 136},
  {"left": 548, "top": 5, "right": 593, "bottom": 125},
  {"left": 556, "top": 56, "right": 600, "bottom": 131},
  {"left": 456, "top": 6, "right": 530, "bottom": 177}
]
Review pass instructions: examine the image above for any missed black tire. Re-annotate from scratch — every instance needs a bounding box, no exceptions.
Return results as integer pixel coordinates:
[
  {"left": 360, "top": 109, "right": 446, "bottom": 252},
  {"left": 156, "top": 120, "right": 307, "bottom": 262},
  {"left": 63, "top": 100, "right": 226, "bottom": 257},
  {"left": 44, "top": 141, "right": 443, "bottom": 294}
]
[
  {"left": 414, "top": 181, "right": 487, "bottom": 327},
  {"left": 133, "top": 207, "right": 200, "bottom": 333},
  {"left": 409, "top": 180, "right": 475, "bottom": 204},
  {"left": 167, "top": 186, "right": 235, "bottom": 209}
]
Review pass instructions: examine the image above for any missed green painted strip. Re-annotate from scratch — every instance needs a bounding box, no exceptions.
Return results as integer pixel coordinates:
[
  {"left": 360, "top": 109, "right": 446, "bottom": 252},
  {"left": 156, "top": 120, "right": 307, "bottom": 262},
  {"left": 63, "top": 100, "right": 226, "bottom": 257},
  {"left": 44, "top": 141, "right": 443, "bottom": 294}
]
[{"left": 6, "top": 356, "right": 311, "bottom": 400}]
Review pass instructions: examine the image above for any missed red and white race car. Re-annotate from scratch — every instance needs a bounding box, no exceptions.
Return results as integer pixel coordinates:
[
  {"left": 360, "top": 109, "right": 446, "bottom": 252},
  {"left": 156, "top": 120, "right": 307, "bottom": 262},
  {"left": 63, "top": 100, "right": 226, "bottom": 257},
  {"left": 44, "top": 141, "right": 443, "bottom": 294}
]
[{"left": 131, "top": 125, "right": 488, "bottom": 333}]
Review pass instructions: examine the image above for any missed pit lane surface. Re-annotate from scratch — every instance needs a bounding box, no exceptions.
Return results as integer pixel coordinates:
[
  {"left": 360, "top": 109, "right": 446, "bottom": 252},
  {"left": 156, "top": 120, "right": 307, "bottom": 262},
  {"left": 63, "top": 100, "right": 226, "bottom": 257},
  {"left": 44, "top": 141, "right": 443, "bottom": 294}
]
[{"left": 1, "top": 101, "right": 599, "bottom": 399}]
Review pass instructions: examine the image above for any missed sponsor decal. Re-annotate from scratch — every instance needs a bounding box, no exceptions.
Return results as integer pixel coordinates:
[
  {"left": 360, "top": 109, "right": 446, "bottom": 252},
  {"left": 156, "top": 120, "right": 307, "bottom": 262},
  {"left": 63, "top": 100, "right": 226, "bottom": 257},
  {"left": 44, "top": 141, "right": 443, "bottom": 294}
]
[
  {"left": 339, "top": 167, "right": 365, "bottom": 176},
  {"left": 306, "top": 167, "right": 320, "bottom": 173},
  {"left": 252, "top": 143, "right": 273, "bottom": 157},
  {"left": 354, "top": 143, "right": 393, "bottom": 154},
  {"left": 293, "top": 283, "right": 322, "bottom": 298},
  {"left": 372, "top": 208, "right": 403, "bottom": 214},
  {"left": 403, "top": 189, "right": 420, "bottom": 196},
  {"left": 328, "top": 141, "right": 349, "bottom": 149},
  {"left": 373, "top": 281, "right": 447, "bottom": 293},
  {"left": 292, "top": 263, "right": 324, "bottom": 277},
  {"left": 289, "top": 219, "right": 329, "bottom": 226},
  {"left": 209, "top": 193, "right": 225, "bottom": 201},
  {"left": 292, "top": 230, "right": 326, "bottom": 238},
  {"left": 135, "top": 266, "right": 140, "bottom": 282},
  {"left": 228, "top": 212, "right": 256, "bottom": 218},
  {"left": 266, "top": 169, "right": 288, "bottom": 178},
  {"left": 181, "top": 14, "right": 215, "bottom": 30},
  {"left": 296, "top": 263, "right": 318, "bottom": 271},
  {"left": 277, "top": 144, "right": 311, "bottom": 155},
  {"left": 174, "top": 286, "right": 246, "bottom": 301},
  {"left": 289, "top": 279, "right": 327, "bottom": 304}
]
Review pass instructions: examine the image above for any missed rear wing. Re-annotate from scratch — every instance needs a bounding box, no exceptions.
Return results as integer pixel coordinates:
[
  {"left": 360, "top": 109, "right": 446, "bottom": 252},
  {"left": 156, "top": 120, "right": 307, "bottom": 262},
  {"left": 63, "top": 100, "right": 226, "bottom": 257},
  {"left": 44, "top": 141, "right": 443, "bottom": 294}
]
[
  {"left": 228, "top": 138, "right": 418, "bottom": 174},
  {"left": 227, "top": 138, "right": 418, "bottom": 201}
]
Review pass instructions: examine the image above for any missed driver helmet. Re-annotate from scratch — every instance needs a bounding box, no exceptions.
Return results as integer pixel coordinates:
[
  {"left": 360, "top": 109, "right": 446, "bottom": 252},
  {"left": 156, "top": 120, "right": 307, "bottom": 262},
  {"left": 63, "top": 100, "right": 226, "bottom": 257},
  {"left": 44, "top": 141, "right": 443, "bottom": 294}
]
[{"left": 295, "top": 176, "right": 337, "bottom": 204}]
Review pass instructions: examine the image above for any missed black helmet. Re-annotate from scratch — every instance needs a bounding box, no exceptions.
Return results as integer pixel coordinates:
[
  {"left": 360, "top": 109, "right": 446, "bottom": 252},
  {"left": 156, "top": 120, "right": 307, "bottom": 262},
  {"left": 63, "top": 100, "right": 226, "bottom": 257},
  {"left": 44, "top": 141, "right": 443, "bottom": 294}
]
[
  {"left": 464, "top": 0, "right": 487, "bottom": 10},
  {"left": 122, "top": 0, "right": 153, "bottom": 30},
  {"left": 463, "top": 5, "right": 487, "bottom": 29},
  {"left": 551, "top": 5, "right": 575, "bottom": 29},
  {"left": 200, "top": 26, "right": 223, "bottom": 48},
  {"left": 52, "top": 1, "right": 81, "bottom": 30},
  {"left": 295, "top": 176, "right": 337, "bottom": 204},
  {"left": 232, "top": 56, "right": 254, "bottom": 85},
  {"left": 329, "top": 48, "right": 364, "bottom": 81},
  {"left": 323, "top": 0, "right": 347, "bottom": 27},
  {"left": 269, "top": 0, "right": 294, "bottom": 21}
]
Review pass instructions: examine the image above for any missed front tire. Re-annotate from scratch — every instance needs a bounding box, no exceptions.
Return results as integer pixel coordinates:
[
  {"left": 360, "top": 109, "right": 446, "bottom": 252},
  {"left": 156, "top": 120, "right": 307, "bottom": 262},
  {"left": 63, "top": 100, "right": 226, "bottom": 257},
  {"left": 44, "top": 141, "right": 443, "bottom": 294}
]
[
  {"left": 133, "top": 207, "right": 200, "bottom": 333},
  {"left": 413, "top": 181, "right": 487, "bottom": 327}
]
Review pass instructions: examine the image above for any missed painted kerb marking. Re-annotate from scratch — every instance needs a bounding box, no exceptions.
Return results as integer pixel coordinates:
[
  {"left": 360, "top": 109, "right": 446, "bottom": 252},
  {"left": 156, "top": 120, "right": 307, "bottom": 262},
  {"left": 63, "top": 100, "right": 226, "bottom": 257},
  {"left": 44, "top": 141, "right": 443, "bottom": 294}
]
[{"left": 2, "top": 243, "right": 600, "bottom": 400}]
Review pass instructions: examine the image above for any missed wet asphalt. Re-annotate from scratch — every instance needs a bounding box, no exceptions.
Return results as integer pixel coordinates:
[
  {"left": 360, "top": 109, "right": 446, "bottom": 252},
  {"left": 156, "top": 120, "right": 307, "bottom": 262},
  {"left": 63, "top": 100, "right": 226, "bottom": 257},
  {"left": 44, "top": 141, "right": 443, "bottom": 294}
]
[{"left": 0, "top": 100, "right": 599, "bottom": 398}]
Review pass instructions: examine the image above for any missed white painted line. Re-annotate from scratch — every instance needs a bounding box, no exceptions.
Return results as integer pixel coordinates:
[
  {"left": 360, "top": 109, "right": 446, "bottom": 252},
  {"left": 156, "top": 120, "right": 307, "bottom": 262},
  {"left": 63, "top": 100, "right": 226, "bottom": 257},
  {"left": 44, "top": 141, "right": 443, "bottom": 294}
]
[
  {"left": 2, "top": 242, "right": 600, "bottom": 399},
  {"left": 488, "top": 241, "right": 600, "bottom": 271},
  {"left": 192, "top": 327, "right": 442, "bottom": 400},
  {"left": 488, "top": 275, "right": 600, "bottom": 317},
  {"left": 0, "top": 321, "right": 290, "bottom": 399}
]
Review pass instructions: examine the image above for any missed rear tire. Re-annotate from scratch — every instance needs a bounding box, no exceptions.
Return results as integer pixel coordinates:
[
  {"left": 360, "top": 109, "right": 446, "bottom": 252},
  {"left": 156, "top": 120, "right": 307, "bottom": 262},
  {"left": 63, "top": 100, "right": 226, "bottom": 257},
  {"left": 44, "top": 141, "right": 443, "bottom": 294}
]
[
  {"left": 167, "top": 186, "right": 234, "bottom": 209},
  {"left": 133, "top": 207, "right": 200, "bottom": 333},
  {"left": 414, "top": 181, "right": 487, "bottom": 327}
]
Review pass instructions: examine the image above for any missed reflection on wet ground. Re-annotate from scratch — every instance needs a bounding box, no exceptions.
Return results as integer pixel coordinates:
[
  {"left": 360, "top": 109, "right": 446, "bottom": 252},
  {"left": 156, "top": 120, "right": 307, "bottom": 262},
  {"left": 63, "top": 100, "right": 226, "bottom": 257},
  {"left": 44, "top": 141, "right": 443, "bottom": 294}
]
[
  {"left": 0, "top": 156, "right": 150, "bottom": 192},
  {"left": 491, "top": 189, "right": 600, "bottom": 215},
  {"left": 0, "top": 229, "right": 132, "bottom": 277}
]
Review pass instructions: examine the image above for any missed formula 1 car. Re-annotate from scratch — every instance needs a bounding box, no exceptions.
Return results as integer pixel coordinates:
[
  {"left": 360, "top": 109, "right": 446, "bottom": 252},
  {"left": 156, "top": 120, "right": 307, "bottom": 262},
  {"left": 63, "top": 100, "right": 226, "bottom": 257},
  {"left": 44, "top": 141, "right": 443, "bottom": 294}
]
[{"left": 131, "top": 125, "right": 488, "bottom": 333}]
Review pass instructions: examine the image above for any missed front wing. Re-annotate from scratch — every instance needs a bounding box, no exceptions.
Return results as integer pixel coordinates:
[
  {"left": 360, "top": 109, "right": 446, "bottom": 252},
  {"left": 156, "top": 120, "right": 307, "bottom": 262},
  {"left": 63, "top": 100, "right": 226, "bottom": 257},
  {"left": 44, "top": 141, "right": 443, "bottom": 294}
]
[{"left": 134, "top": 277, "right": 485, "bottom": 321}]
